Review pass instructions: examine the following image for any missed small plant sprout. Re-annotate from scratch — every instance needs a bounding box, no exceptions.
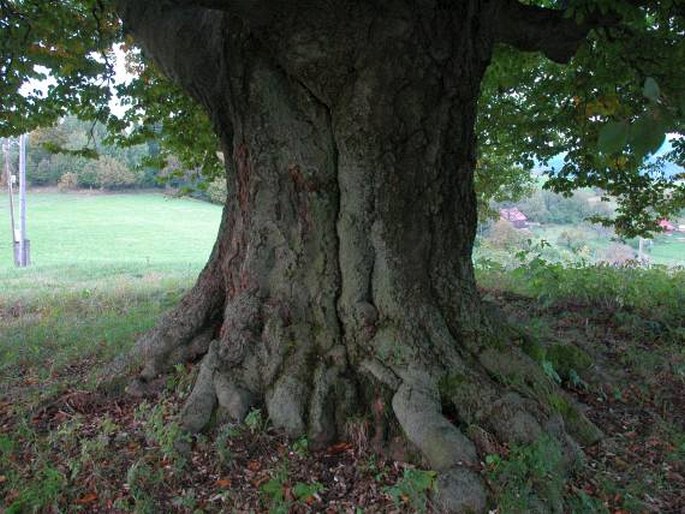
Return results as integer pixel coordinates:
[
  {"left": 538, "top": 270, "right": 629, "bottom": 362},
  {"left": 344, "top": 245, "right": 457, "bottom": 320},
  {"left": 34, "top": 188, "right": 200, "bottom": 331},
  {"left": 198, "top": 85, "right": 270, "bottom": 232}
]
[
  {"left": 383, "top": 468, "right": 437, "bottom": 513},
  {"left": 244, "top": 408, "right": 265, "bottom": 434},
  {"left": 291, "top": 435, "right": 309, "bottom": 457}
]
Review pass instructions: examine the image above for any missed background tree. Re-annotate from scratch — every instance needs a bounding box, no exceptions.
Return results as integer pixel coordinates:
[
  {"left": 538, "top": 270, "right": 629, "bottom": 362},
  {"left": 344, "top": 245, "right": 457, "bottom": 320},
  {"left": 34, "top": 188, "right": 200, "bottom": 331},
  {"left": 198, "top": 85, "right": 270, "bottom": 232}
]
[
  {"left": 28, "top": 124, "right": 69, "bottom": 184},
  {"left": 2, "top": 1, "right": 685, "bottom": 511},
  {"left": 483, "top": 219, "right": 529, "bottom": 251},
  {"left": 514, "top": 187, "right": 614, "bottom": 225},
  {"left": 477, "top": 13, "right": 685, "bottom": 236},
  {"left": 21, "top": 116, "right": 162, "bottom": 189}
]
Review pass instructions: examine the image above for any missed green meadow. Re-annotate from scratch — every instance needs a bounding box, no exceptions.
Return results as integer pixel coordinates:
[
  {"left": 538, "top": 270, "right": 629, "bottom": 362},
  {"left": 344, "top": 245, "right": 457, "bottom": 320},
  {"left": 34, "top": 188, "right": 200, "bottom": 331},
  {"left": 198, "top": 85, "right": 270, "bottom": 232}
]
[
  {"left": 0, "top": 191, "right": 221, "bottom": 294},
  {"left": 0, "top": 191, "right": 222, "bottom": 267},
  {"left": 0, "top": 191, "right": 221, "bottom": 380},
  {"left": 650, "top": 235, "right": 685, "bottom": 263}
]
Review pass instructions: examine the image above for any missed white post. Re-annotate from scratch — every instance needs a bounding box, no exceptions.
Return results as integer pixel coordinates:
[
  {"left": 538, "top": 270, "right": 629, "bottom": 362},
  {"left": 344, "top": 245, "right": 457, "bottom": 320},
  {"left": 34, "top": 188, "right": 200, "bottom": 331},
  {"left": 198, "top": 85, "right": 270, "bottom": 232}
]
[{"left": 18, "top": 134, "right": 30, "bottom": 267}]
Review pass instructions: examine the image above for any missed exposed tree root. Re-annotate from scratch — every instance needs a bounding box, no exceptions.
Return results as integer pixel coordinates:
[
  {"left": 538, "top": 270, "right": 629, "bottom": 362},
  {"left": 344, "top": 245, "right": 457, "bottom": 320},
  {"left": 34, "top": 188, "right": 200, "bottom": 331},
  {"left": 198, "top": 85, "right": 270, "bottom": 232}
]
[
  {"left": 129, "top": 224, "right": 601, "bottom": 513},
  {"left": 134, "top": 298, "right": 602, "bottom": 513}
]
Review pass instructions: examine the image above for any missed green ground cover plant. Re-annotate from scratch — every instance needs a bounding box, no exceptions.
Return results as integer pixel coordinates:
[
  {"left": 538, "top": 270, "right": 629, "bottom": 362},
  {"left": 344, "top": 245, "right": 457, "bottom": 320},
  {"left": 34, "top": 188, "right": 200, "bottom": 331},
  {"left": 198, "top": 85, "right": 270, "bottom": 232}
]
[{"left": 478, "top": 255, "right": 685, "bottom": 331}]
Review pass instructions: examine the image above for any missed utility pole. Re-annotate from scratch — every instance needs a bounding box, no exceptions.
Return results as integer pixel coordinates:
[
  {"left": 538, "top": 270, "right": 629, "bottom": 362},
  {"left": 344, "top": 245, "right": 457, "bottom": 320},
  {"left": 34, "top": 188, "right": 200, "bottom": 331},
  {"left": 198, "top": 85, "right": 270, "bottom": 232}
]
[
  {"left": 17, "top": 133, "right": 30, "bottom": 267},
  {"left": 3, "top": 139, "right": 18, "bottom": 263},
  {"left": 3, "top": 135, "right": 30, "bottom": 267}
]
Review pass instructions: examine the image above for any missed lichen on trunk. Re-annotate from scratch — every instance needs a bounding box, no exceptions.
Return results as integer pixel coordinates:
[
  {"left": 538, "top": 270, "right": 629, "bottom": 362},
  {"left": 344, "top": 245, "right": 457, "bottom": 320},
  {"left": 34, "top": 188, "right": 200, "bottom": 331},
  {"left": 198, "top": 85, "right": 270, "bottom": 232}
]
[{"left": 119, "top": 2, "right": 601, "bottom": 511}]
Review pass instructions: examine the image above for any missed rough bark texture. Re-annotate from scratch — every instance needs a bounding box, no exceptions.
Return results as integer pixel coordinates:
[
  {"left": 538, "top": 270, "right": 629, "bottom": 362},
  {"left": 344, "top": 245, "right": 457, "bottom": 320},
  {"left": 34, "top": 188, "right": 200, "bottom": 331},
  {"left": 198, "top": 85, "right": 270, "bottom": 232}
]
[{"left": 118, "top": 1, "right": 600, "bottom": 511}]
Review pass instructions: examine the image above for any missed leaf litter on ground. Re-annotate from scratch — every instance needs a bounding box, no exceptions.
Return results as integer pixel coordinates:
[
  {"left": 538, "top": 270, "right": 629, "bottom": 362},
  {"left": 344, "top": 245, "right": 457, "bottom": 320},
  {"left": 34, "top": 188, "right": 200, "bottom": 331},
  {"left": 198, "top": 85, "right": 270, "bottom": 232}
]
[{"left": 0, "top": 286, "right": 683, "bottom": 512}]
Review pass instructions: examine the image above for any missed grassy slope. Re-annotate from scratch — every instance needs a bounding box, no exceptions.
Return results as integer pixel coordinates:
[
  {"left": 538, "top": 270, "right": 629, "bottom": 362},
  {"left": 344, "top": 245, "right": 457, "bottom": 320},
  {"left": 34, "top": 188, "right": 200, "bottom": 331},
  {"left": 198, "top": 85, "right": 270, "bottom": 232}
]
[
  {"left": 650, "top": 235, "right": 685, "bottom": 263},
  {"left": 0, "top": 190, "right": 221, "bottom": 384},
  {"left": 528, "top": 224, "right": 685, "bottom": 266},
  {"left": 478, "top": 262, "right": 685, "bottom": 513},
  {"left": 0, "top": 191, "right": 221, "bottom": 267}
]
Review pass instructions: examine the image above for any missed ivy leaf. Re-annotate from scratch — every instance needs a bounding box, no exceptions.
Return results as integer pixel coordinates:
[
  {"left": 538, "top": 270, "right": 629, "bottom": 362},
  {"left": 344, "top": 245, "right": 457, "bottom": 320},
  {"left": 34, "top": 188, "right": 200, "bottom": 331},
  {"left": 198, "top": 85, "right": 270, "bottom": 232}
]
[
  {"left": 598, "top": 120, "right": 629, "bottom": 154},
  {"left": 642, "top": 77, "right": 660, "bottom": 103}
]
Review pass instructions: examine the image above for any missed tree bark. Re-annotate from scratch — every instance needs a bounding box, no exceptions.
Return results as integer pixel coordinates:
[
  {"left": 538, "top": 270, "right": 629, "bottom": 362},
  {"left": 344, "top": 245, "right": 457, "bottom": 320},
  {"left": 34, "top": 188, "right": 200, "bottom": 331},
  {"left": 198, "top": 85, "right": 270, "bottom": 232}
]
[{"left": 119, "top": 1, "right": 601, "bottom": 511}]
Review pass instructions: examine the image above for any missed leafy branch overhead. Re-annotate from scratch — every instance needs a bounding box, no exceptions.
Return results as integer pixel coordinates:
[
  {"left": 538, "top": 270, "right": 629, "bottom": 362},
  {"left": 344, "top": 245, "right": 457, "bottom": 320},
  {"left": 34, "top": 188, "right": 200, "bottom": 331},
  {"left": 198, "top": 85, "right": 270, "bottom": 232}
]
[
  {"left": 2, "top": 0, "right": 685, "bottom": 235},
  {"left": 480, "top": 0, "right": 685, "bottom": 236}
]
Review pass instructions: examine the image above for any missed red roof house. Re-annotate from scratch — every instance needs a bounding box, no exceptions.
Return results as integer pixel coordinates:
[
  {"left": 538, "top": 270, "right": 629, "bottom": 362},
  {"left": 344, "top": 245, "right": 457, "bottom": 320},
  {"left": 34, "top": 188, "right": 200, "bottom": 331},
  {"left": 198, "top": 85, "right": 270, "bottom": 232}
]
[
  {"left": 658, "top": 219, "right": 676, "bottom": 233},
  {"left": 499, "top": 208, "right": 528, "bottom": 229}
]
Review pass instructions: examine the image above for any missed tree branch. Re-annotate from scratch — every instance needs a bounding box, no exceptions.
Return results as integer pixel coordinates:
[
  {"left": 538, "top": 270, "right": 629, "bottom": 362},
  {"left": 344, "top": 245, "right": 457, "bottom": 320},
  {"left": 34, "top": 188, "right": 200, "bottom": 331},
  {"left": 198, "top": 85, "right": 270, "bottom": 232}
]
[
  {"left": 494, "top": 1, "right": 596, "bottom": 63},
  {"left": 165, "top": 0, "right": 242, "bottom": 11},
  {"left": 494, "top": 0, "right": 656, "bottom": 63},
  {"left": 139, "top": 0, "right": 333, "bottom": 26},
  {"left": 168, "top": 0, "right": 300, "bottom": 24}
]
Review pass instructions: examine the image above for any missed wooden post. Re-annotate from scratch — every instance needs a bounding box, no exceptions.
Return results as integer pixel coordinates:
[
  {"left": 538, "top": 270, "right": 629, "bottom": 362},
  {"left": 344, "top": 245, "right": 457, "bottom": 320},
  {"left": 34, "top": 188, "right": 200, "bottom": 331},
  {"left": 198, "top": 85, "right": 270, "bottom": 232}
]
[{"left": 3, "top": 139, "right": 19, "bottom": 265}]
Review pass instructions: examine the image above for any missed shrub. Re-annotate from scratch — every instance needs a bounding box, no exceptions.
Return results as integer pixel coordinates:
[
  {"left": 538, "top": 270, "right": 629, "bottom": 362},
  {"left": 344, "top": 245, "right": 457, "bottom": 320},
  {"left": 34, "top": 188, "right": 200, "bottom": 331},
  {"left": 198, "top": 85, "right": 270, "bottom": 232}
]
[
  {"left": 93, "top": 156, "right": 139, "bottom": 189},
  {"left": 484, "top": 219, "right": 529, "bottom": 251},
  {"left": 31, "top": 158, "right": 63, "bottom": 185},
  {"left": 556, "top": 227, "right": 591, "bottom": 252},
  {"left": 58, "top": 171, "right": 79, "bottom": 191},
  {"left": 601, "top": 242, "right": 636, "bottom": 265}
]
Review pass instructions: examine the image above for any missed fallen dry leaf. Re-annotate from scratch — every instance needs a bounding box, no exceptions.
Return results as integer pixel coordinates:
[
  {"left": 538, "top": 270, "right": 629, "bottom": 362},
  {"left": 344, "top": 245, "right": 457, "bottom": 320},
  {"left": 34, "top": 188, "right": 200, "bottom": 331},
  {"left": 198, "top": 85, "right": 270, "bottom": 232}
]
[
  {"left": 74, "top": 492, "right": 98, "bottom": 505},
  {"left": 326, "top": 442, "right": 352, "bottom": 455},
  {"left": 216, "top": 478, "right": 232, "bottom": 488}
]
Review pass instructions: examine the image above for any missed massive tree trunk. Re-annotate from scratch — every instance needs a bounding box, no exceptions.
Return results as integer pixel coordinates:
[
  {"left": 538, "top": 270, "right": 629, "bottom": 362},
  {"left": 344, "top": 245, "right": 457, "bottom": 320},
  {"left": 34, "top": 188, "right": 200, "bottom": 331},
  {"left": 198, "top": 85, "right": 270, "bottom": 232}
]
[{"left": 119, "top": 1, "right": 600, "bottom": 511}]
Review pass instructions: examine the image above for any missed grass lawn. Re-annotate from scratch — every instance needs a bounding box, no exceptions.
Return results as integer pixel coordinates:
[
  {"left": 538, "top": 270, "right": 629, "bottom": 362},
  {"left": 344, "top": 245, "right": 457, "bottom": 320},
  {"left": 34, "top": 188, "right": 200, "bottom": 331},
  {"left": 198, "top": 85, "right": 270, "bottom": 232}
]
[
  {"left": 0, "top": 190, "right": 222, "bottom": 298},
  {"left": 0, "top": 189, "right": 221, "bottom": 385},
  {"left": 0, "top": 190, "right": 221, "bottom": 268},
  {"left": 648, "top": 235, "right": 685, "bottom": 265}
]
